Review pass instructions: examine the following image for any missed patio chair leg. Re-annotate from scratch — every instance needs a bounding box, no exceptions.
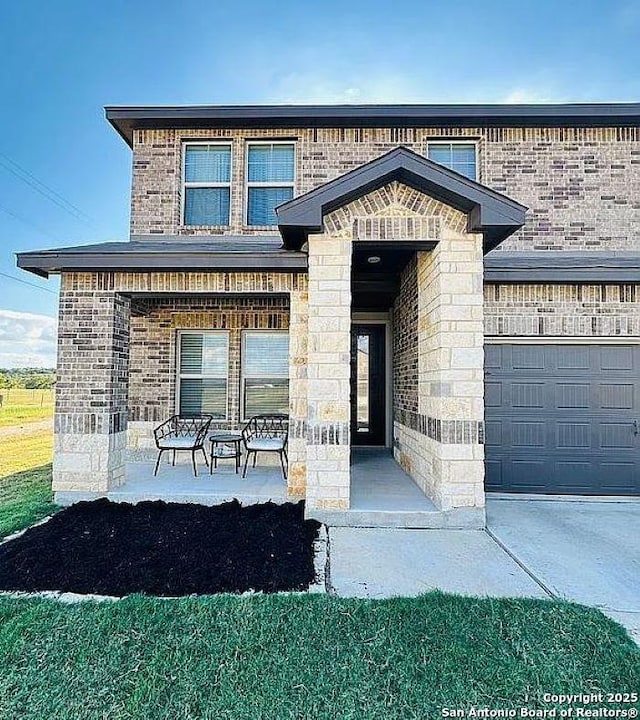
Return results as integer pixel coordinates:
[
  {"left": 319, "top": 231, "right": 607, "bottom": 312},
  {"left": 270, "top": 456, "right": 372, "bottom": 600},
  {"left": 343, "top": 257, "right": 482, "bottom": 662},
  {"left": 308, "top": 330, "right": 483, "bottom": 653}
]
[
  {"left": 172, "top": 450, "right": 176, "bottom": 466},
  {"left": 191, "top": 449, "right": 198, "bottom": 477},
  {"left": 279, "top": 451, "right": 287, "bottom": 480},
  {"left": 200, "top": 447, "right": 208, "bottom": 466},
  {"left": 153, "top": 450, "right": 164, "bottom": 477},
  {"left": 242, "top": 451, "right": 251, "bottom": 479},
  {"left": 283, "top": 448, "right": 288, "bottom": 464},
  {"left": 252, "top": 452, "right": 257, "bottom": 468}
]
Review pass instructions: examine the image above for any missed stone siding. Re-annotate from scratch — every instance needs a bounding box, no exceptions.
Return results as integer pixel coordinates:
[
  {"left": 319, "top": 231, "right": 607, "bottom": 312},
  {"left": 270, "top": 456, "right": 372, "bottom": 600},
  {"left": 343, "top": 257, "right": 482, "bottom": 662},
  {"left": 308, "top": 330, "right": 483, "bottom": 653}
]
[{"left": 131, "top": 126, "right": 640, "bottom": 253}]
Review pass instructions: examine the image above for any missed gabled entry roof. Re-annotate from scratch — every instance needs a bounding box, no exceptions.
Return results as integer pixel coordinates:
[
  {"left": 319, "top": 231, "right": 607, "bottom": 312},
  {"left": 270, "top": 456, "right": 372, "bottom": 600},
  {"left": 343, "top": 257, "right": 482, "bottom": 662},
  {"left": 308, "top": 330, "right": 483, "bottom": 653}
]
[{"left": 276, "top": 147, "right": 527, "bottom": 252}]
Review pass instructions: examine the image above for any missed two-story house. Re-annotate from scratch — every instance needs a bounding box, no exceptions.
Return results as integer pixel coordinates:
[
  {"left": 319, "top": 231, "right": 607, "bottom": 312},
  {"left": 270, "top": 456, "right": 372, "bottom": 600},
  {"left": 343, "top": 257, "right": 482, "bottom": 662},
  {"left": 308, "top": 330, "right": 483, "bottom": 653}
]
[{"left": 17, "top": 103, "right": 640, "bottom": 526}]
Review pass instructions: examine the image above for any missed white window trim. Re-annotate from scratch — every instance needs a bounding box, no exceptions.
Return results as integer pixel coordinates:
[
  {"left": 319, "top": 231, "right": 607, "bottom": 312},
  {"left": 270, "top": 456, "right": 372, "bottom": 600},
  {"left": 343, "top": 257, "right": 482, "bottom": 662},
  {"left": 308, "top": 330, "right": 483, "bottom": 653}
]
[
  {"left": 425, "top": 139, "right": 479, "bottom": 181},
  {"left": 181, "top": 141, "right": 233, "bottom": 227},
  {"left": 176, "top": 330, "right": 230, "bottom": 419},
  {"left": 244, "top": 140, "right": 296, "bottom": 227},
  {"left": 240, "top": 329, "right": 290, "bottom": 421}
]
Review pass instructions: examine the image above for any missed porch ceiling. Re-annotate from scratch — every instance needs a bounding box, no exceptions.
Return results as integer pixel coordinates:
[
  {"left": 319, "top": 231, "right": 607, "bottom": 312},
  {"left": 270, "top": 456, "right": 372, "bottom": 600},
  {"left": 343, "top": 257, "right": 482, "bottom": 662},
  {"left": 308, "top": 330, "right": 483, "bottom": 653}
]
[{"left": 276, "top": 147, "right": 527, "bottom": 253}]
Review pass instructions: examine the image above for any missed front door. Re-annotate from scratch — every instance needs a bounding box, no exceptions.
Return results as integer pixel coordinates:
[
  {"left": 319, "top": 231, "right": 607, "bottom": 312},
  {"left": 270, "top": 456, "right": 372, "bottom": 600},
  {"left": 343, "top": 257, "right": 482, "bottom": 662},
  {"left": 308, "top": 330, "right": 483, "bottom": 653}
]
[{"left": 350, "top": 324, "right": 386, "bottom": 445}]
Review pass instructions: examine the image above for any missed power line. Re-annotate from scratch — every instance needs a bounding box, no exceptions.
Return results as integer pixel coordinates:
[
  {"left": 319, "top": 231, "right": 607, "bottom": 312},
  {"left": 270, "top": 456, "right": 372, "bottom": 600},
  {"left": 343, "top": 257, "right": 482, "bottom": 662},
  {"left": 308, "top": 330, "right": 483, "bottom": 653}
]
[
  {"left": 0, "top": 203, "right": 62, "bottom": 243},
  {"left": 0, "top": 152, "right": 97, "bottom": 228},
  {"left": 0, "top": 270, "right": 57, "bottom": 295}
]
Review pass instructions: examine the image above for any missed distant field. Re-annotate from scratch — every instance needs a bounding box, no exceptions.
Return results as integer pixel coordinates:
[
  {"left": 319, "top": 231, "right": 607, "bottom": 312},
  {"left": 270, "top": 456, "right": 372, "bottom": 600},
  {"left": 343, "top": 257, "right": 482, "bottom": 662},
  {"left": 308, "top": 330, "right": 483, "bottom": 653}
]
[
  {"left": 0, "top": 420, "right": 55, "bottom": 538},
  {"left": 0, "top": 389, "right": 54, "bottom": 429}
]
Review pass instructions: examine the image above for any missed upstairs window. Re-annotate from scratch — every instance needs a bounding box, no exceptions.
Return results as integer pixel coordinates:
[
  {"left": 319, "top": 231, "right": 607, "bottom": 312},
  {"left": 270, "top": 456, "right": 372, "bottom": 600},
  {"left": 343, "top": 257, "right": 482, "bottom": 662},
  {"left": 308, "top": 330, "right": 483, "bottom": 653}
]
[
  {"left": 427, "top": 142, "right": 477, "bottom": 180},
  {"left": 242, "top": 332, "right": 289, "bottom": 418},
  {"left": 178, "top": 332, "right": 229, "bottom": 418},
  {"left": 183, "top": 143, "right": 232, "bottom": 226},
  {"left": 246, "top": 142, "right": 294, "bottom": 226}
]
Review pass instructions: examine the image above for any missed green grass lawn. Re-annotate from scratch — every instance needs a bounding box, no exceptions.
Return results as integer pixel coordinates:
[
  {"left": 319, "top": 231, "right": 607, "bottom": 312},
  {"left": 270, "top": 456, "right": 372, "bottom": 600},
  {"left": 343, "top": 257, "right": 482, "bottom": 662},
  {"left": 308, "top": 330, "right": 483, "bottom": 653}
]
[
  {"left": 0, "top": 593, "right": 637, "bottom": 719},
  {"left": 0, "top": 426, "right": 57, "bottom": 539},
  {"left": 0, "top": 388, "right": 54, "bottom": 428}
]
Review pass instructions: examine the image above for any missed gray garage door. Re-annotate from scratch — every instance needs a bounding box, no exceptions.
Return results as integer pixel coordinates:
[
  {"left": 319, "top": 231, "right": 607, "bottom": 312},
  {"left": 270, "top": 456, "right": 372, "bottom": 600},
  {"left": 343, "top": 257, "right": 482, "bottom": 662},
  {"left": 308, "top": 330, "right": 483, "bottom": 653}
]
[{"left": 485, "top": 344, "right": 640, "bottom": 495}]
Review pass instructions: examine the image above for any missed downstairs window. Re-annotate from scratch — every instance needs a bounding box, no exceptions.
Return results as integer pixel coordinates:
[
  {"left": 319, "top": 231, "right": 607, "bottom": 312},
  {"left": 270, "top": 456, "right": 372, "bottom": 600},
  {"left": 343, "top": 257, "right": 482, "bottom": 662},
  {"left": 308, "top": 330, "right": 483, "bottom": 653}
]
[
  {"left": 242, "top": 332, "right": 289, "bottom": 418},
  {"left": 177, "top": 332, "right": 229, "bottom": 418}
]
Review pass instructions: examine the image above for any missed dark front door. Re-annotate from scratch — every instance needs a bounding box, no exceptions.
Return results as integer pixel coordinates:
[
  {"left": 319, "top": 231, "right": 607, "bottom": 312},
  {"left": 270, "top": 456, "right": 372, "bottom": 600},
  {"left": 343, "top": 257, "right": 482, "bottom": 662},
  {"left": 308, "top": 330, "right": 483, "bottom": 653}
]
[{"left": 351, "top": 324, "right": 386, "bottom": 445}]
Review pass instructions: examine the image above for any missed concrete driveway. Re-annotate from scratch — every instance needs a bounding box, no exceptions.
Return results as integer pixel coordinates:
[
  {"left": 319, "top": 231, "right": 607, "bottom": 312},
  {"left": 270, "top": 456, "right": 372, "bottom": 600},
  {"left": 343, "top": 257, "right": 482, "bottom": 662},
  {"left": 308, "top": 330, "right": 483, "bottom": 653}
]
[
  {"left": 327, "top": 498, "right": 640, "bottom": 643},
  {"left": 486, "top": 498, "right": 640, "bottom": 641}
]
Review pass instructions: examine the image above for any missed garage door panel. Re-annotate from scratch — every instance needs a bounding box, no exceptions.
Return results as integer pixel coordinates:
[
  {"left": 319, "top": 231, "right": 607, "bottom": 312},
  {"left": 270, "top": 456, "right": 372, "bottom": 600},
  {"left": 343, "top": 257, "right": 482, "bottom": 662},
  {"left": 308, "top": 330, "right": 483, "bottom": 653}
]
[
  {"left": 599, "top": 422, "right": 635, "bottom": 449},
  {"left": 556, "top": 422, "right": 591, "bottom": 449},
  {"left": 485, "top": 344, "right": 639, "bottom": 495},
  {"left": 600, "top": 346, "right": 634, "bottom": 371},
  {"left": 599, "top": 383, "right": 634, "bottom": 410},
  {"left": 512, "top": 345, "right": 545, "bottom": 370},
  {"left": 556, "top": 383, "right": 590, "bottom": 409},
  {"left": 484, "top": 420, "right": 502, "bottom": 447},
  {"left": 485, "top": 381, "right": 502, "bottom": 407},
  {"left": 556, "top": 346, "right": 590, "bottom": 370}
]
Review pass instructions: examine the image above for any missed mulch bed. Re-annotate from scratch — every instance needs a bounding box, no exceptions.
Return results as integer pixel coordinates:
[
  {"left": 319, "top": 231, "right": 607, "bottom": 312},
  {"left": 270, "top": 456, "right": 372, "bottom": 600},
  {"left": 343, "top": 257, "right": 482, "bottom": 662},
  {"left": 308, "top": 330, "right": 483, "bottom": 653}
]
[{"left": 0, "top": 499, "right": 320, "bottom": 596}]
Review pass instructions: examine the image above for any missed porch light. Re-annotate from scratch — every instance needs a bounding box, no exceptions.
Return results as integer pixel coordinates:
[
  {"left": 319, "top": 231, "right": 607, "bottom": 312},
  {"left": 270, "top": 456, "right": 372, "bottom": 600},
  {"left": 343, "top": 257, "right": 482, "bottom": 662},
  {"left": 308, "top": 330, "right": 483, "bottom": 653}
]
[{"left": 367, "top": 255, "right": 381, "bottom": 264}]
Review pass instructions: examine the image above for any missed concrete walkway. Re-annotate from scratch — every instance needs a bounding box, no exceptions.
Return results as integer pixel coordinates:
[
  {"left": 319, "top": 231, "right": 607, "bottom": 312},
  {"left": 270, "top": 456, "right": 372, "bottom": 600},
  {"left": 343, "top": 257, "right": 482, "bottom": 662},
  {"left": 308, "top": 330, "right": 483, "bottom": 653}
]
[{"left": 328, "top": 497, "right": 640, "bottom": 643}]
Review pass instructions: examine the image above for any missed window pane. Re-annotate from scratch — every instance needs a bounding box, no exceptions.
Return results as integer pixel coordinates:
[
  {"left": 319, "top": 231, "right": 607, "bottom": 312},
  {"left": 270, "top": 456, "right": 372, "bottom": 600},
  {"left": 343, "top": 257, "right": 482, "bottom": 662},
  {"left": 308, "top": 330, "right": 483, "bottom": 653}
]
[
  {"left": 180, "top": 378, "right": 227, "bottom": 418},
  {"left": 428, "top": 143, "right": 476, "bottom": 180},
  {"left": 244, "top": 379, "right": 289, "bottom": 417},
  {"left": 248, "top": 144, "right": 294, "bottom": 183},
  {"left": 185, "top": 145, "right": 231, "bottom": 183},
  {"left": 247, "top": 187, "right": 293, "bottom": 226},
  {"left": 180, "top": 334, "right": 228, "bottom": 375},
  {"left": 244, "top": 333, "right": 289, "bottom": 376},
  {"left": 427, "top": 145, "right": 451, "bottom": 164},
  {"left": 184, "top": 187, "right": 230, "bottom": 226}
]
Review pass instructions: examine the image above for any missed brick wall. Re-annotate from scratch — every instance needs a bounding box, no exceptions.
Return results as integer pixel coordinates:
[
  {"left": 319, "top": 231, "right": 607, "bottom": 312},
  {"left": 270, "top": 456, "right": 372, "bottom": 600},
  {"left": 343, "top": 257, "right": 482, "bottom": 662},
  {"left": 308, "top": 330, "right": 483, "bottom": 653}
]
[
  {"left": 392, "top": 255, "right": 418, "bottom": 417},
  {"left": 130, "top": 126, "right": 640, "bottom": 254},
  {"left": 129, "top": 295, "right": 289, "bottom": 427},
  {"left": 484, "top": 284, "right": 640, "bottom": 336}
]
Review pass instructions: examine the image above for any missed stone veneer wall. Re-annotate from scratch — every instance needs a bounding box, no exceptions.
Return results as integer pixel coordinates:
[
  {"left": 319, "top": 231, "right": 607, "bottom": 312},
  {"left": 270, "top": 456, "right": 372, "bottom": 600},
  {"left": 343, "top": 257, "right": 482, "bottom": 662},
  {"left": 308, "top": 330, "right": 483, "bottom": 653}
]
[
  {"left": 484, "top": 284, "right": 640, "bottom": 336},
  {"left": 305, "top": 233, "right": 352, "bottom": 510},
  {"left": 130, "top": 126, "right": 640, "bottom": 253},
  {"left": 397, "top": 225, "right": 485, "bottom": 511}
]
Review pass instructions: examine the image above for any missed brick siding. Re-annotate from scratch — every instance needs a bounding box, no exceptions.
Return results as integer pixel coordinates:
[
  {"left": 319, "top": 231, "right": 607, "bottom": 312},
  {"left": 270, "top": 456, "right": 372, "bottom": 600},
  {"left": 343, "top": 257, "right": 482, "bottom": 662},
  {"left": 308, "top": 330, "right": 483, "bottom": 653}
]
[
  {"left": 129, "top": 295, "right": 289, "bottom": 427},
  {"left": 484, "top": 284, "right": 640, "bottom": 336},
  {"left": 131, "top": 126, "right": 640, "bottom": 254}
]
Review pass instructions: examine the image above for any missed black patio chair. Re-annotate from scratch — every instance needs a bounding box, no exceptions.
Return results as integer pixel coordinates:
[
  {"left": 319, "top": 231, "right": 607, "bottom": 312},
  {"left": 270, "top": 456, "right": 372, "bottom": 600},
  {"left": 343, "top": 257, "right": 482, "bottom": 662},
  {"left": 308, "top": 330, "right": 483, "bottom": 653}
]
[
  {"left": 241, "top": 414, "right": 289, "bottom": 480},
  {"left": 153, "top": 415, "right": 212, "bottom": 476}
]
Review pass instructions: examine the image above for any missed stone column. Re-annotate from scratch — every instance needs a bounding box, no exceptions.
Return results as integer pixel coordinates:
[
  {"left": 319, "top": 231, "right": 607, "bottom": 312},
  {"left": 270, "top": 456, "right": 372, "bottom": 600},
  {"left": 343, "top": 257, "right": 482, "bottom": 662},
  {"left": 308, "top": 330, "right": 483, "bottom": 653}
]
[
  {"left": 305, "top": 234, "right": 352, "bottom": 511},
  {"left": 287, "top": 288, "right": 308, "bottom": 497},
  {"left": 53, "top": 276, "right": 130, "bottom": 500},
  {"left": 416, "top": 229, "right": 485, "bottom": 510}
]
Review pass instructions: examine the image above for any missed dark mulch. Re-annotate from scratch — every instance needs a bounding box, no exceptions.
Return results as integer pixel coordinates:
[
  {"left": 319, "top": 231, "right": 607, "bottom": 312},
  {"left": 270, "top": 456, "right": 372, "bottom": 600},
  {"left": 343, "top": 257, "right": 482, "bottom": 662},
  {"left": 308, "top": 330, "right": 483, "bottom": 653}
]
[{"left": 0, "top": 499, "right": 320, "bottom": 596}]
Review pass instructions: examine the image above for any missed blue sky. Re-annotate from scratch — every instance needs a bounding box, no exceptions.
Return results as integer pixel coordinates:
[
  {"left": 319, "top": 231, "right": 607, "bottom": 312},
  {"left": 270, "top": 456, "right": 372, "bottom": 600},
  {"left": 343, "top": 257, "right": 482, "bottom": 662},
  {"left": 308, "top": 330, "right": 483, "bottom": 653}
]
[{"left": 1, "top": 0, "right": 639, "bottom": 366}]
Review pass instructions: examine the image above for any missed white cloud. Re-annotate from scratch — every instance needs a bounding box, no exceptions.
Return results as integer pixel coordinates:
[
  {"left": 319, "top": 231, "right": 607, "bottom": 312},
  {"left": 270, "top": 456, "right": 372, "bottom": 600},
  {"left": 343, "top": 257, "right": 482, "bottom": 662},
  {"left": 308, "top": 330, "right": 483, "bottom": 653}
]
[
  {"left": 501, "top": 89, "right": 558, "bottom": 104},
  {"left": 0, "top": 309, "right": 57, "bottom": 369},
  {"left": 265, "top": 71, "right": 428, "bottom": 104}
]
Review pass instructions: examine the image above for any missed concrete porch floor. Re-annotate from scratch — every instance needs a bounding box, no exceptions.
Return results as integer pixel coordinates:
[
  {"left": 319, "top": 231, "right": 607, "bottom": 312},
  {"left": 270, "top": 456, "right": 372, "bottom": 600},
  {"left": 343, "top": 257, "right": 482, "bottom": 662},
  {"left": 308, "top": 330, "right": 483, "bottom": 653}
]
[
  {"left": 56, "top": 448, "right": 484, "bottom": 529},
  {"left": 107, "top": 459, "right": 289, "bottom": 506}
]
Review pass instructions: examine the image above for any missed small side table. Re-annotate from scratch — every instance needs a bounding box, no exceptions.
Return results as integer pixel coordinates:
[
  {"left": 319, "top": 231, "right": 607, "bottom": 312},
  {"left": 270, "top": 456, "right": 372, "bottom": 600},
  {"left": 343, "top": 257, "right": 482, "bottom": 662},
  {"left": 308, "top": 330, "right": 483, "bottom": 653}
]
[{"left": 209, "top": 432, "right": 243, "bottom": 474}]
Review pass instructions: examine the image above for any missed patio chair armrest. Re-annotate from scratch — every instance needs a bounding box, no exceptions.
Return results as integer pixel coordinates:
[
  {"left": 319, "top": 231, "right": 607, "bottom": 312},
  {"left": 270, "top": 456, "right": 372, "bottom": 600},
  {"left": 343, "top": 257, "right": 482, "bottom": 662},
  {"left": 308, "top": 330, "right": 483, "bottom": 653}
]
[{"left": 154, "top": 416, "right": 177, "bottom": 445}]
